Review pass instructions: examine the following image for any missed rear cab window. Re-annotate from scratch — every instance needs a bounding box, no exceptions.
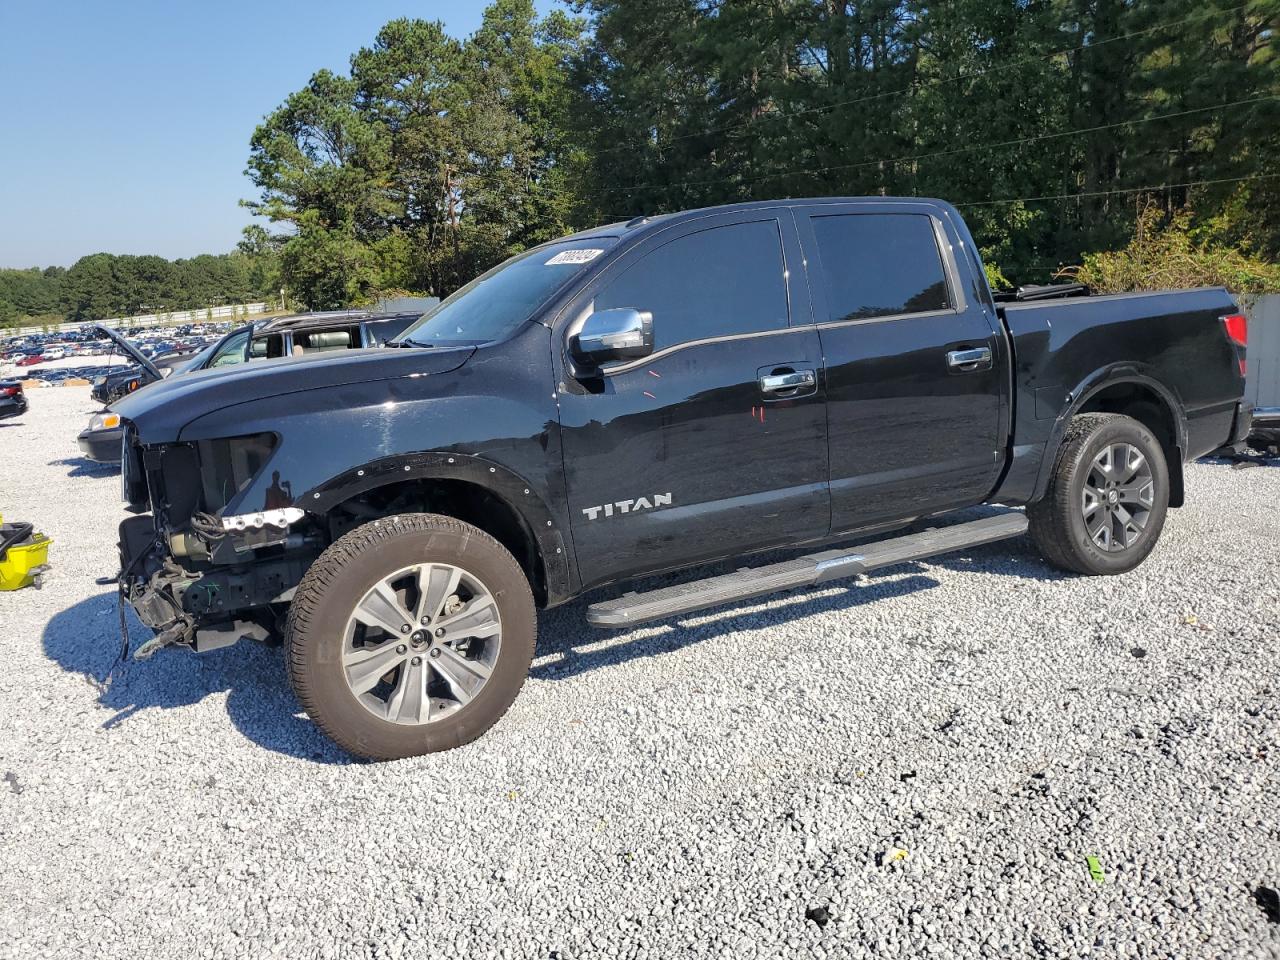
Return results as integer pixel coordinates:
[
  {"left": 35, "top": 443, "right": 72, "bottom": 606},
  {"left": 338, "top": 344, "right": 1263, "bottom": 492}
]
[{"left": 807, "top": 213, "right": 953, "bottom": 323}]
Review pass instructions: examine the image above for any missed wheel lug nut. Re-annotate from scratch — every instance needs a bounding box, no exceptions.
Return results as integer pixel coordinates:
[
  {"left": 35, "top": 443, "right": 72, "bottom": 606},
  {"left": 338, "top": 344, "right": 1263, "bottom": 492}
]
[
  {"left": 420, "top": 616, "right": 430, "bottom": 625},
  {"left": 400, "top": 624, "right": 411, "bottom": 634},
  {"left": 429, "top": 648, "right": 440, "bottom": 659},
  {"left": 435, "top": 627, "right": 445, "bottom": 638},
  {"left": 411, "top": 656, "right": 422, "bottom": 665},
  {"left": 396, "top": 644, "right": 407, "bottom": 655}
]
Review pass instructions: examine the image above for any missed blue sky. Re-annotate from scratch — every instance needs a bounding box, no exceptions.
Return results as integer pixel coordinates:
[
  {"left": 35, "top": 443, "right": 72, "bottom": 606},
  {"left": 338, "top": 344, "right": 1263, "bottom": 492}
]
[{"left": 0, "top": 0, "right": 554, "bottom": 268}]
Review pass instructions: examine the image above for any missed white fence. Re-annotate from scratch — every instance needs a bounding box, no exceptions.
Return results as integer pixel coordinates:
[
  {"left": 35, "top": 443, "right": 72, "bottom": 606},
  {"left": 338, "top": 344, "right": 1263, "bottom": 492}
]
[{"left": 7, "top": 302, "right": 270, "bottom": 337}]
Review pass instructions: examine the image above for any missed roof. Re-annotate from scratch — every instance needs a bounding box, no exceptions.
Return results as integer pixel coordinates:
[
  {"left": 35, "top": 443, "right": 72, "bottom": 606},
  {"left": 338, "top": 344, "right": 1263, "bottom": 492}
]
[
  {"left": 254, "top": 309, "right": 424, "bottom": 335},
  {"left": 570, "top": 196, "right": 952, "bottom": 244}
]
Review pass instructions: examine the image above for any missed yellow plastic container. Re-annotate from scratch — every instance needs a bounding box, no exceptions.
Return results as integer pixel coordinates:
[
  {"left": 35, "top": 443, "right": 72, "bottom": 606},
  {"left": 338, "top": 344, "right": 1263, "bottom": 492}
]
[{"left": 0, "top": 518, "right": 52, "bottom": 591}]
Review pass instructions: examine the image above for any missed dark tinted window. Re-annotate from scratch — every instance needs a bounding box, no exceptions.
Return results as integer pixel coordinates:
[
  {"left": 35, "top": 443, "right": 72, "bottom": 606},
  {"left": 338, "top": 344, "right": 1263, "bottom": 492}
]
[
  {"left": 810, "top": 214, "right": 951, "bottom": 322},
  {"left": 594, "top": 220, "right": 788, "bottom": 350}
]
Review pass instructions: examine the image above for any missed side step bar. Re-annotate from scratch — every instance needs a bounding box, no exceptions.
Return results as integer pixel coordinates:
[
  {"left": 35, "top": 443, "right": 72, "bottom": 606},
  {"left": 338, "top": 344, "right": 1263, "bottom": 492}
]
[{"left": 586, "top": 512, "right": 1028, "bottom": 628}]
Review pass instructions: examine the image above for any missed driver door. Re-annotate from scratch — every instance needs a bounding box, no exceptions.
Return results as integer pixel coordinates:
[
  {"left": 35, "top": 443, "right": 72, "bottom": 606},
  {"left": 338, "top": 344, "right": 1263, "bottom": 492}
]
[{"left": 555, "top": 210, "right": 830, "bottom": 589}]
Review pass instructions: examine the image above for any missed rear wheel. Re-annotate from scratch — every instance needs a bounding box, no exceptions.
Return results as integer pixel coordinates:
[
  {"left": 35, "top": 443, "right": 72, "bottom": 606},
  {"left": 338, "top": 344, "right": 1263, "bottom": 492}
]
[
  {"left": 1028, "top": 413, "right": 1170, "bottom": 575},
  {"left": 286, "top": 513, "right": 535, "bottom": 760}
]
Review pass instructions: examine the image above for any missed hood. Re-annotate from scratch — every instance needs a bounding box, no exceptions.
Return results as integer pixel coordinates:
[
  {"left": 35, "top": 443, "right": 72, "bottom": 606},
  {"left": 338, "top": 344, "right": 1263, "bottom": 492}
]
[
  {"left": 115, "top": 344, "right": 475, "bottom": 444},
  {"left": 93, "top": 324, "right": 163, "bottom": 380}
]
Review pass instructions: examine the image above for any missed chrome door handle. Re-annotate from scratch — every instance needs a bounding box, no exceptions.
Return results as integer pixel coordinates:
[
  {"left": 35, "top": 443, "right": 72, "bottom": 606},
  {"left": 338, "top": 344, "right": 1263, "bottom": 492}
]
[
  {"left": 760, "top": 369, "right": 816, "bottom": 393},
  {"left": 946, "top": 347, "right": 992, "bottom": 370}
]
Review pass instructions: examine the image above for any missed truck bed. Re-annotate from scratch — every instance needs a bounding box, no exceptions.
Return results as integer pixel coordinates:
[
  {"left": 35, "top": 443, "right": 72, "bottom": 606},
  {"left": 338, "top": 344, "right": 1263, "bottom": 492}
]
[{"left": 994, "top": 286, "right": 1247, "bottom": 504}]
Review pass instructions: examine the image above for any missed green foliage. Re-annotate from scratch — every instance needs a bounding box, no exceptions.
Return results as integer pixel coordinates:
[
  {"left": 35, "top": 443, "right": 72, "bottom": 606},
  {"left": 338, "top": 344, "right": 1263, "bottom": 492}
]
[
  {"left": 568, "top": 0, "right": 1280, "bottom": 287},
  {"left": 1063, "top": 205, "right": 1280, "bottom": 293},
  {"left": 984, "top": 262, "right": 1012, "bottom": 292},
  {"left": 240, "top": 0, "right": 1280, "bottom": 307},
  {"left": 12, "top": 0, "right": 1278, "bottom": 324},
  {"left": 244, "top": 0, "right": 589, "bottom": 308},
  {"left": 0, "top": 248, "right": 281, "bottom": 329}
]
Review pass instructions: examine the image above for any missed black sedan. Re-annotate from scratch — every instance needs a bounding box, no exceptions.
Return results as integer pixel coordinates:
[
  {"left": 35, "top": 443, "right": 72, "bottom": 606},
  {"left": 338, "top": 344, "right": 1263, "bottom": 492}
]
[{"left": 77, "top": 409, "right": 124, "bottom": 461}]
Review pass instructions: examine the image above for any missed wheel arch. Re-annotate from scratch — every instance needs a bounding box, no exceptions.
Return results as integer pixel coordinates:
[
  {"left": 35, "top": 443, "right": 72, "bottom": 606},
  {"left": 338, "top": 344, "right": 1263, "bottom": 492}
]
[
  {"left": 301, "top": 452, "right": 576, "bottom": 606},
  {"left": 1035, "top": 367, "right": 1187, "bottom": 508}
]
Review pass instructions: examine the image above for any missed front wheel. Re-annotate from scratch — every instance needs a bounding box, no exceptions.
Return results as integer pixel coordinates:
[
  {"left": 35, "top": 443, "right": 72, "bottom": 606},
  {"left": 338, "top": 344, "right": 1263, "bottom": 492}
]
[
  {"left": 286, "top": 513, "right": 536, "bottom": 760},
  {"left": 1028, "top": 413, "right": 1170, "bottom": 576}
]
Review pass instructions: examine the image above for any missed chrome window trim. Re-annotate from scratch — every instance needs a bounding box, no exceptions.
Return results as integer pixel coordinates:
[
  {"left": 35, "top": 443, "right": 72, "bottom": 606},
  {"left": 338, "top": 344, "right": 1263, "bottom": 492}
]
[
  {"left": 812, "top": 306, "right": 960, "bottom": 332},
  {"left": 599, "top": 324, "right": 814, "bottom": 377},
  {"left": 929, "top": 213, "right": 968, "bottom": 315}
]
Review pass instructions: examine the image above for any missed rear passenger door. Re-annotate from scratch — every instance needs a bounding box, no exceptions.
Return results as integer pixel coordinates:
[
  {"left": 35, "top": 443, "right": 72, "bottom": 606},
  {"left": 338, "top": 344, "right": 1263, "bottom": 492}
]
[
  {"left": 794, "top": 203, "right": 1008, "bottom": 532},
  {"left": 557, "top": 211, "right": 829, "bottom": 587}
]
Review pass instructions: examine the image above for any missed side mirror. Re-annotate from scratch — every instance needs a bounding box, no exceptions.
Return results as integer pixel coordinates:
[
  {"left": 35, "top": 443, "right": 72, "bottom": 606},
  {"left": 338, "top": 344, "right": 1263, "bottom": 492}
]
[{"left": 570, "top": 308, "right": 654, "bottom": 369}]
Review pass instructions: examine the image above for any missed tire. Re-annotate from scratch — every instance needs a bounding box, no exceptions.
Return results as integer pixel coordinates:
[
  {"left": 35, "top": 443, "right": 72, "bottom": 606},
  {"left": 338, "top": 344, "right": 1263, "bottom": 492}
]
[
  {"left": 1028, "top": 413, "right": 1171, "bottom": 576},
  {"left": 286, "top": 513, "right": 536, "bottom": 760}
]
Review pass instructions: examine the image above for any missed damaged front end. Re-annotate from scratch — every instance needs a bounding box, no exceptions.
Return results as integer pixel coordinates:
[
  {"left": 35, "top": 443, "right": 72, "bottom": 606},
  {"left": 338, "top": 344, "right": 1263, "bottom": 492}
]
[{"left": 117, "top": 423, "right": 322, "bottom": 658}]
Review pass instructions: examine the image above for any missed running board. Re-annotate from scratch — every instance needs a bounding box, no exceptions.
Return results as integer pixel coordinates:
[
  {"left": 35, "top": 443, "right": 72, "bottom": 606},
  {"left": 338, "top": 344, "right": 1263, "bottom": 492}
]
[{"left": 586, "top": 512, "right": 1028, "bottom": 628}]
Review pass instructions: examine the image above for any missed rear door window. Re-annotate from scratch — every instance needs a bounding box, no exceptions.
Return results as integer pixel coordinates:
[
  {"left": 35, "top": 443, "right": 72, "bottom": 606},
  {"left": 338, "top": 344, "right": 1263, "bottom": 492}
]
[
  {"left": 808, "top": 214, "right": 952, "bottom": 323},
  {"left": 248, "top": 334, "right": 285, "bottom": 360},
  {"left": 592, "top": 219, "right": 789, "bottom": 351},
  {"left": 295, "top": 327, "right": 359, "bottom": 352}
]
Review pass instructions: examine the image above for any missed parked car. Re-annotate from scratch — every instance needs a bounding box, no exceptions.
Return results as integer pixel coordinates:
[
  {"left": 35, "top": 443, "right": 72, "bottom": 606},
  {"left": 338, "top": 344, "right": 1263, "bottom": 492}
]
[
  {"left": 91, "top": 342, "right": 203, "bottom": 405},
  {"left": 0, "top": 380, "right": 27, "bottom": 420},
  {"left": 78, "top": 310, "right": 423, "bottom": 462},
  {"left": 14, "top": 354, "right": 45, "bottom": 367},
  {"left": 216, "top": 308, "right": 424, "bottom": 362},
  {"left": 112, "top": 197, "right": 1250, "bottom": 760}
]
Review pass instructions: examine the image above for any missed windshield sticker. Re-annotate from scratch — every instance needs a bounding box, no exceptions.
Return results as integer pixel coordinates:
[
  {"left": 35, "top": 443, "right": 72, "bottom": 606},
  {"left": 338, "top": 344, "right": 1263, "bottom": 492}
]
[{"left": 545, "top": 248, "right": 603, "bottom": 266}]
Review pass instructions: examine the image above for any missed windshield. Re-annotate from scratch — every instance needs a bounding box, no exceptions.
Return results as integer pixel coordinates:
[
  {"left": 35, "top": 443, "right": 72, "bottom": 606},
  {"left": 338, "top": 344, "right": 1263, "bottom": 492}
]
[{"left": 394, "top": 238, "right": 618, "bottom": 347}]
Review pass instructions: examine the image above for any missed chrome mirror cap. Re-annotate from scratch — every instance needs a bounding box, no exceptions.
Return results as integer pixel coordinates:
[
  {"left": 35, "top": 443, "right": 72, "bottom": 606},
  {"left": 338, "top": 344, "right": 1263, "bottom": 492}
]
[{"left": 570, "top": 308, "right": 654, "bottom": 367}]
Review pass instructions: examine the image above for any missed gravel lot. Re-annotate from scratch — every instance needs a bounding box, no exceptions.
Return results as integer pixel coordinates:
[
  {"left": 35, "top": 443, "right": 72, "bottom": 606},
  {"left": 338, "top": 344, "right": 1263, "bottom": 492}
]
[{"left": 1, "top": 386, "right": 1278, "bottom": 960}]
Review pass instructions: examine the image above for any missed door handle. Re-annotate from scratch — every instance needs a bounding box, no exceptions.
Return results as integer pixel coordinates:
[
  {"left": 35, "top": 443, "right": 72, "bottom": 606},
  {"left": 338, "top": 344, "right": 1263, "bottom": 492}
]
[
  {"left": 946, "top": 347, "right": 992, "bottom": 371},
  {"left": 760, "top": 369, "right": 816, "bottom": 394}
]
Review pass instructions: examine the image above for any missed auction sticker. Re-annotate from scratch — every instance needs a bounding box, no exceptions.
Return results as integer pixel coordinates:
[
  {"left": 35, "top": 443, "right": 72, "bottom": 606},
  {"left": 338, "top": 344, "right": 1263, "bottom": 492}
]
[{"left": 546, "top": 249, "right": 603, "bottom": 265}]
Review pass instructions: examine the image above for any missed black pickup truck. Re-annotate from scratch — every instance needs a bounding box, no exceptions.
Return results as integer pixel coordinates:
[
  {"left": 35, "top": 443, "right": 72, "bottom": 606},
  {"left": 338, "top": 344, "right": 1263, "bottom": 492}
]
[{"left": 112, "top": 197, "right": 1251, "bottom": 760}]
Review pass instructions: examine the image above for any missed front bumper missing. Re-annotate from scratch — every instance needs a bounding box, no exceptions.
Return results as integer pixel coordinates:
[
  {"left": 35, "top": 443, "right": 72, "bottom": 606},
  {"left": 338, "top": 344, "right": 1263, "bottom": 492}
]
[
  {"left": 118, "top": 515, "right": 308, "bottom": 658},
  {"left": 118, "top": 519, "right": 197, "bottom": 657}
]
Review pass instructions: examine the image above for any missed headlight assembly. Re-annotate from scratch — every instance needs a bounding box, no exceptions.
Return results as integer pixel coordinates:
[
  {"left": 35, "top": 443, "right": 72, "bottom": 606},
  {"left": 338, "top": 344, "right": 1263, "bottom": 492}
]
[
  {"left": 195, "top": 433, "right": 278, "bottom": 514},
  {"left": 89, "top": 411, "right": 121, "bottom": 432}
]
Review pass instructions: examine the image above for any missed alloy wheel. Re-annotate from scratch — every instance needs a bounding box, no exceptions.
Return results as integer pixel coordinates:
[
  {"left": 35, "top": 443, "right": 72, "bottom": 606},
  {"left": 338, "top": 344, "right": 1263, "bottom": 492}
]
[
  {"left": 1080, "top": 442, "right": 1156, "bottom": 552},
  {"left": 342, "top": 562, "right": 502, "bottom": 725}
]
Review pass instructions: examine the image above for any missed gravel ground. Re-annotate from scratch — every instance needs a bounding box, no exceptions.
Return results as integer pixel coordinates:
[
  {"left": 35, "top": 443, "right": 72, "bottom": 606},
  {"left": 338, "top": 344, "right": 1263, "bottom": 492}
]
[{"left": 1, "top": 386, "right": 1278, "bottom": 960}]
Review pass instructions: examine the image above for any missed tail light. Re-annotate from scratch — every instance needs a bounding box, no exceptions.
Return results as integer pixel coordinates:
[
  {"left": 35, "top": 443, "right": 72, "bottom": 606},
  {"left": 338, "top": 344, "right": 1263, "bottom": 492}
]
[
  {"left": 1221, "top": 313, "right": 1247, "bottom": 377},
  {"left": 0, "top": 386, "right": 16, "bottom": 397}
]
